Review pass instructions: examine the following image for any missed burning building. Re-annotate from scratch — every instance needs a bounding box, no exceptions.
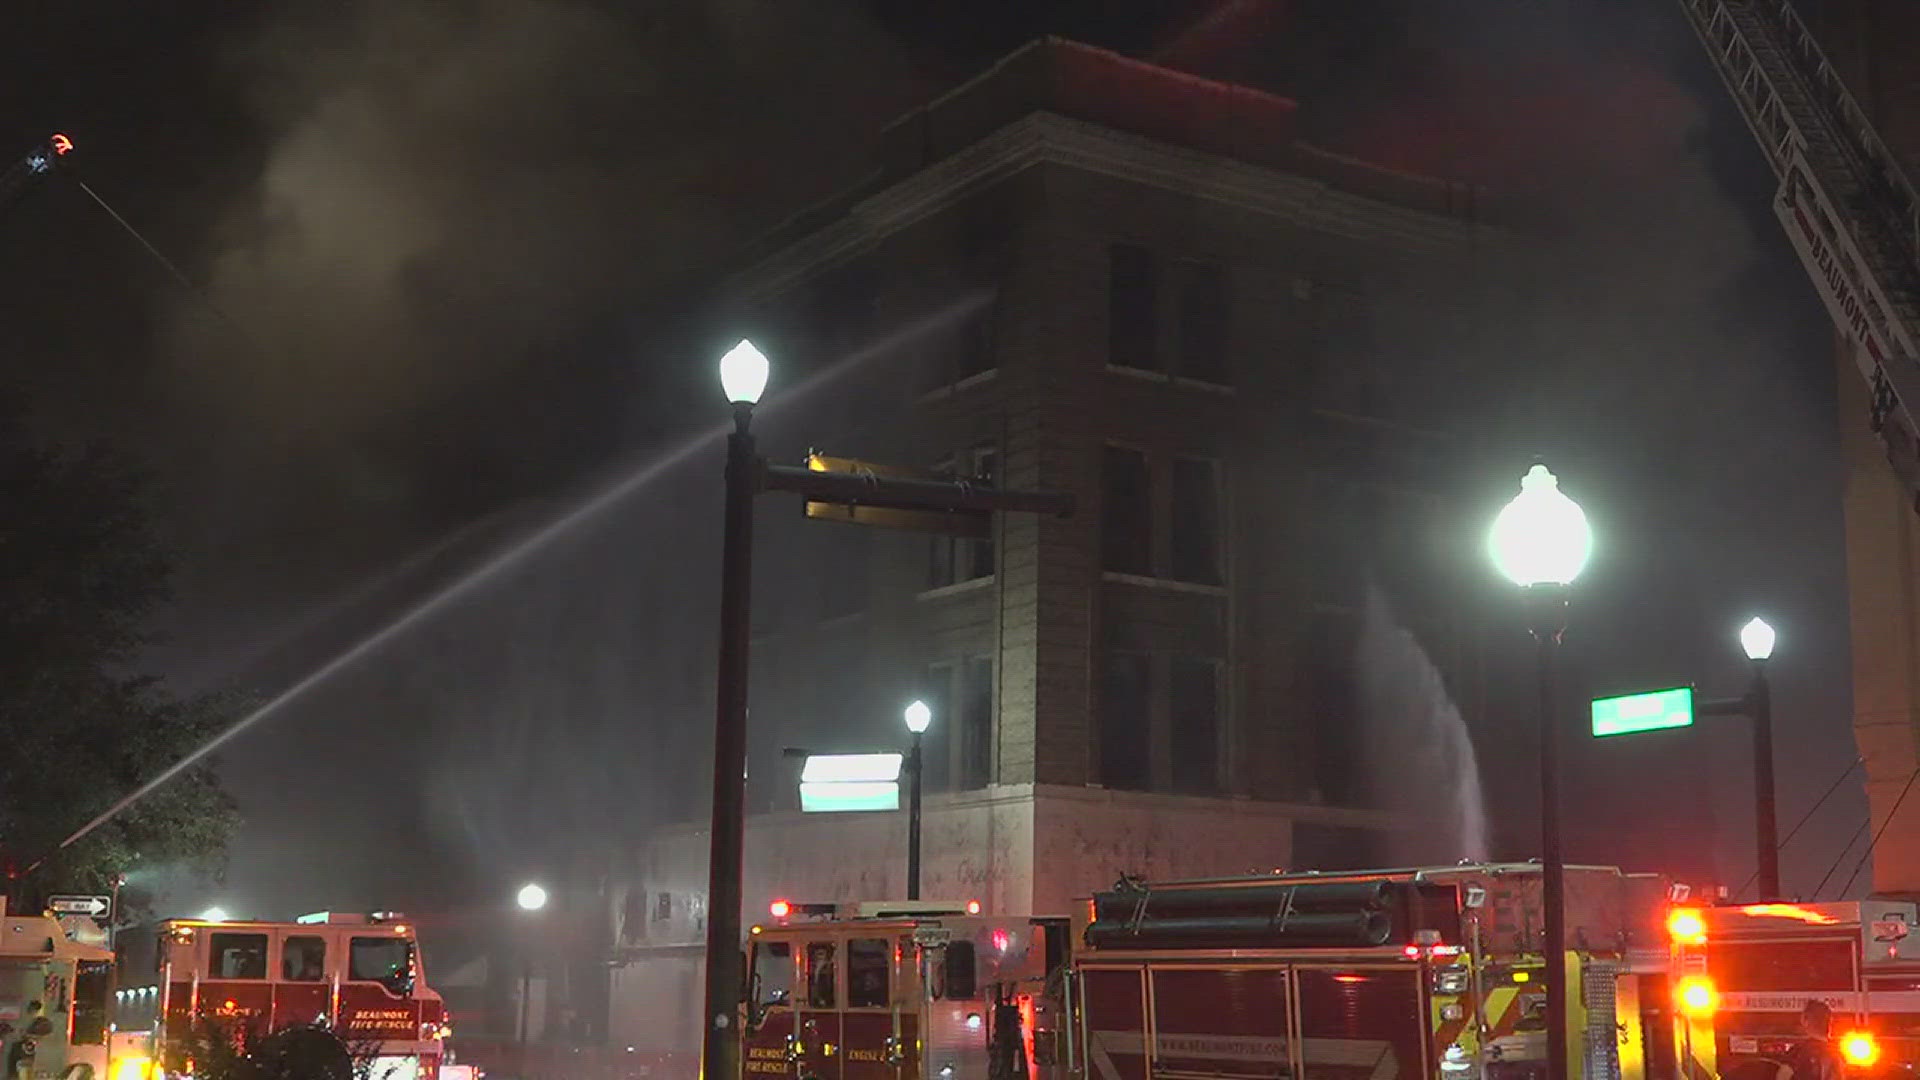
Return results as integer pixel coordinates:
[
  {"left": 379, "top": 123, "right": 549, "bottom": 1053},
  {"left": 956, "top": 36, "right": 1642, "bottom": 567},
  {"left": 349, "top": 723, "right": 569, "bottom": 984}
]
[{"left": 605, "top": 36, "right": 1517, "bottom": 1055}]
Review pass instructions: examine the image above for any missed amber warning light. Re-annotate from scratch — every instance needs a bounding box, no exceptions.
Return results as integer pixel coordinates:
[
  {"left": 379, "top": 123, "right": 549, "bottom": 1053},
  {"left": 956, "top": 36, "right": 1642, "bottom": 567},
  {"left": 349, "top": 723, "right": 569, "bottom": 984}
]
[
  {"left": 1676, "top": 976, "right": 1718, "bottom": 1018},
  {"left": 1667, "top": 907, "right": 1707, "bottom": 945},
  {"left": 1843, "top": 1032, "right": 1881, "bottom": 1067},
  {"left": 50, "top": 134, "right": 72, "bottom": 155}
]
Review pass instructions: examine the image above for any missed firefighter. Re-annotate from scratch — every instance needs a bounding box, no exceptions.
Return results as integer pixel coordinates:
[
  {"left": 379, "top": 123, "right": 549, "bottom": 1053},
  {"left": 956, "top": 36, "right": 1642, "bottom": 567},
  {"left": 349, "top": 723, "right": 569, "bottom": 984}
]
[{"left": 1777, "top": 1001, "right": 1843, "bottom": 1080}]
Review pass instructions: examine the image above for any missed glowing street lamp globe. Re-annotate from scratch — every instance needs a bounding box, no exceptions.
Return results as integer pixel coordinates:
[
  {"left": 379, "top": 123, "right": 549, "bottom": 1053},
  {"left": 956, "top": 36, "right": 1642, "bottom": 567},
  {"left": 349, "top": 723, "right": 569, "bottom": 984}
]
[
  {"left": 903, "top": 699, "right": 932, "bottom": 735},
  {"left": 516, "top": 883, "right": 548, "bottom": 912},
  {"left": 718, "top": 339, "right": 770, "bottom": 406},
  {"left": 1740, "top": 616, "right": 1776, "bottom": 662},
  {"left": 1489, "top": 464, "right": 1592, "bottom": 587}
]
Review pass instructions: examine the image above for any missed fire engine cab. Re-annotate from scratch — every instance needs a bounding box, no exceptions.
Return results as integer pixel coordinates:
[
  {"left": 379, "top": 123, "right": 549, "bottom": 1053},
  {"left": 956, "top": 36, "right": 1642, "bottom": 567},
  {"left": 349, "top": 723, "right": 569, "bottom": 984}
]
[
  {"left": 744, "top": 899, "right": 1070, "bottom": 1080},
  {"left": 1070, "top": 864, "right": 1680, "bottom": 1080},
  {"left": 113, "top": 911, "right": 447, "bottom": 1080},
  {"left": 1673, "top": 899, "right": 1920, "bottom": 1080}
]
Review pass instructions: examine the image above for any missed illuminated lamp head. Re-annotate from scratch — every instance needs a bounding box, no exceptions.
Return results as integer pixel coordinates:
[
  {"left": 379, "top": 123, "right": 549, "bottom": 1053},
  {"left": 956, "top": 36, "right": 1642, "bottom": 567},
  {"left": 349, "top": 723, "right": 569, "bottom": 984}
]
[
  {"left": 50, "top": 134, "right": 72, "bottom": 156},
  {"left": 965, "top": 900, "right": 981, "bottom": 915},
  {"left": 769, "top": 899, "right": 792, "bottom": 919}
]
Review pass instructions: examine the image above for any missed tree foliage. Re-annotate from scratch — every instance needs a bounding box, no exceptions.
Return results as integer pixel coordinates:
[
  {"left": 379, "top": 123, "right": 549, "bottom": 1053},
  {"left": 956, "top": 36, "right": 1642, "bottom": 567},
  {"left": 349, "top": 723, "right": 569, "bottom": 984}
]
[{"left": 0, "top": 411, "right": 239, "bottom": 903}]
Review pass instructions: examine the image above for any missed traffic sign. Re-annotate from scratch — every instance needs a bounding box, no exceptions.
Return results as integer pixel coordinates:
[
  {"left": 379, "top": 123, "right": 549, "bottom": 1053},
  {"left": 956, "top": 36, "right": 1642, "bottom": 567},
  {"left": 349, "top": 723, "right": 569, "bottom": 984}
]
[
  {"left": 47, "top": 894, "right": 111, "bottom": 918},
  {"left": 1591, "top": 686, "right": 1696, "bottom": 738}
]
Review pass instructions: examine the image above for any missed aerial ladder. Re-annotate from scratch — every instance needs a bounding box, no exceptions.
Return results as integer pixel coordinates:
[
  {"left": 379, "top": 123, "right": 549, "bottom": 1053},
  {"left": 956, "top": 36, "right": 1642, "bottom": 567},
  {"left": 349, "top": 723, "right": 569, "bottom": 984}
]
[
  {"left": 1677, "top": 0, "right": 1920, "bottom": 508},
  {"left": 0, "top": 134, "right": 73, "bottom": 214}
]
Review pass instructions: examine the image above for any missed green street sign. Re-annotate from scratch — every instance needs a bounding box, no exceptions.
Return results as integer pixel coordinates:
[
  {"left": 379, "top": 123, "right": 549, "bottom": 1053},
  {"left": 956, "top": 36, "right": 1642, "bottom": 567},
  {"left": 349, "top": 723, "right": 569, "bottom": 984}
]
[{"left": 1591, "top": 686, "right": 1696, "bottom": 738}]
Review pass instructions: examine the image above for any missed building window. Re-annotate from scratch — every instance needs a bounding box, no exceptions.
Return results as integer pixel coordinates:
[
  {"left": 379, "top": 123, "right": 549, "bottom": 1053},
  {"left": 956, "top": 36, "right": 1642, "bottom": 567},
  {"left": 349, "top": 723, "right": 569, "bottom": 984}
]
[
  {"left": 654, "top": 892, "right": 672, "bottom": 922},
  {"left": 958, "top": 656, "right": 994, "bottom": 790},
  {"left": 921, "top": 662, "right": 954, "bottom": 793},
  {"left": 1102, "top": 445, "right": 1152, "bottom": 575},
  {"left": 1173, "top": 259, "right": 1230, "bottom": 384},
  {"left": 1109, "top": 244, "right": 1160, "bottom": 372},
  {"left": 929, "top": 446, "right": 997, "bottom": 589},
  {"left": 1108, "top": 245, "right": 1232, "bottom": 385},
  {"left": 1169, "top": 457, "right": 1223, "bottom": 585},
  {"left": 1170, "top": 657, "right": 1221, "bottom": 794},
  {"left": 1100, "top": 651, "right": 1153, "bottom": 791}
]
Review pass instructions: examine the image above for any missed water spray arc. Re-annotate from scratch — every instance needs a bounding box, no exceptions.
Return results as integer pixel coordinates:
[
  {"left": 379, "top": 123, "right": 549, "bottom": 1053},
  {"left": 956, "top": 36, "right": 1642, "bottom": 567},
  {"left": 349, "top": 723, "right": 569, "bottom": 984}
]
[{"left": 36, "top": 297, "right": 996, "bottom": 870}]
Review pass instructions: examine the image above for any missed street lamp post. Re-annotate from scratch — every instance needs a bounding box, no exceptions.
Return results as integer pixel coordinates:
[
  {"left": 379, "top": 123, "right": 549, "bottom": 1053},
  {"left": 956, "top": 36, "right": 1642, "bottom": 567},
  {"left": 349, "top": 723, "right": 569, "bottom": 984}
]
[
  {"left": 516, "top": 883, "right": 548, "bottom": 1064},
  {"left": 1489, "top": 463, "right": 1591, "bottom": 1080},
  {"left": 701, "top": 340, "right": 770, "bottom": 1080},
  {"left": 1740, "top": 617, "right": 1780, "bottom": 899},
  {"left": 903, "top": 700, "right": 932, "bottom": 900}
]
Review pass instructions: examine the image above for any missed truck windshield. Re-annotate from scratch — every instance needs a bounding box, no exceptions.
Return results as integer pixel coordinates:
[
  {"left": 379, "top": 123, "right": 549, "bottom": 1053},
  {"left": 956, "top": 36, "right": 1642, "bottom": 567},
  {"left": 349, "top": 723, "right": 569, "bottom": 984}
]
[{"left": 350, "top": 937, "right": 414, "bottom": 996}]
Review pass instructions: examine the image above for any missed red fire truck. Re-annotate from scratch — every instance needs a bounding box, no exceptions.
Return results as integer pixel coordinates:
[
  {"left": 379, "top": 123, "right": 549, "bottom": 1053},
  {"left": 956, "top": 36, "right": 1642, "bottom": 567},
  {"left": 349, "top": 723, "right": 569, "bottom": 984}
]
[
  {"left": 1673, "top": 899, "right": 1920, "bottom": 1080},
  {"left": 743, "top": 899, "right": 1070, "bottom": 1080},
  {"left": 113, "top": 911, "right": 448, "bottom": 1080},
  {"left": 1071, "top": 864, "right": 1683, "bottom": 1080}
]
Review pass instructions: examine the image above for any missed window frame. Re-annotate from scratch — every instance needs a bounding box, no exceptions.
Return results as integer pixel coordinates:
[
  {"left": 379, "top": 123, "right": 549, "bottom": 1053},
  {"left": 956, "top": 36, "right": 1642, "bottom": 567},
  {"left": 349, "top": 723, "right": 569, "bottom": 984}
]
[
  {"left": 845, "top": 937, "right": 892, "bottom": 1010},
  {"left": 207, "top": 932, "right": 269, "bottom": 981},
  {"left": 281, "top": 935, "right": 328, "bottom": 983},
  {"left": 926, "top": 444, "right": 998, "bottom": 592}
]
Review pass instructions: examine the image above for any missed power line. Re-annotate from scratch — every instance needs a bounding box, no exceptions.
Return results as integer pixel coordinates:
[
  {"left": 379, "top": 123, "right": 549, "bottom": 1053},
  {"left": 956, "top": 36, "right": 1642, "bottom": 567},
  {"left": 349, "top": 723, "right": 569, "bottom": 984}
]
[
  {"left": 1836, "top": 766, "right": 1920, "bottom": 899},
  {"left": 1813, "top": 817, "right": 1871, "bottom": 899},
  {"left": 1732, "top": 756, "right": 1861, "bottom": 899}
]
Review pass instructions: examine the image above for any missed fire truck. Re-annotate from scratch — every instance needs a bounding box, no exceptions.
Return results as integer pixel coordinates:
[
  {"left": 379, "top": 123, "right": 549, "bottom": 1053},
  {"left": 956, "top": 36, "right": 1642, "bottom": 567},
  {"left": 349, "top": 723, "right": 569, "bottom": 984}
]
[
  {"left": 1070, "top": 864, "right": 1682, "bottom": 1080},
  {"left": 1670, "top": 899, "right": 1920, "bottom": 1080},
  {"left": 0, "top": 897, "right": 114, "bottom": 1080},
  {"left": 112, "top": 911, "right": 448, "bottom": 1080},
  {"left": 743, "top": 899, "right": 1071, "bottom": 1080}
]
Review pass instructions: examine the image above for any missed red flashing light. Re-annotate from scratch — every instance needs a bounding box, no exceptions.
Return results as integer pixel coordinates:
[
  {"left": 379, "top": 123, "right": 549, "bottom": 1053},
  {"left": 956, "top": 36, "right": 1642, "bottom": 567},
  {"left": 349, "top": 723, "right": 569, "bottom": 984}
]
[
  {"left": 991, "top": 929, "right": 1011, "bottom": 952},
  {"left": 769, "top": 899, "right": 792, "bottom": 919},
  {"left": 1402, "top": 945, "right": 1421, "bottom": 959},
  {"left": 1333, "top": 974, "right": 1367, "bottom": 983},
  {"left": 966, "top": 900, "right": 982, "bottom": 915},
  {"left": 50, "top": 134, "right": 72, "bottom": 156}
]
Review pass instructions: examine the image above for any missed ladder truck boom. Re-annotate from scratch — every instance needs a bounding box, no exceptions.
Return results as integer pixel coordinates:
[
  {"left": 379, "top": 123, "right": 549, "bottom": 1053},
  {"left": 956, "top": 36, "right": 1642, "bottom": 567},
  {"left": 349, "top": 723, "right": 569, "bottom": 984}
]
[
  {"left": 1678, "top": 0, "right": 1920, "bottom": 506},
  {"left": 0, "top": 134, "right": 72, "bottom": 213}
]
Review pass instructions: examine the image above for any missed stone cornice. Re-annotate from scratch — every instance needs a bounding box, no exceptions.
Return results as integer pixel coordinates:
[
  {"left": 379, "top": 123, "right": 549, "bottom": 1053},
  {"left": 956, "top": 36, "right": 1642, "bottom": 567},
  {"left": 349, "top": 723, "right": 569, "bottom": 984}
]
[{"left": 729, "top": 111, "right": 1513, "bottom": 304}]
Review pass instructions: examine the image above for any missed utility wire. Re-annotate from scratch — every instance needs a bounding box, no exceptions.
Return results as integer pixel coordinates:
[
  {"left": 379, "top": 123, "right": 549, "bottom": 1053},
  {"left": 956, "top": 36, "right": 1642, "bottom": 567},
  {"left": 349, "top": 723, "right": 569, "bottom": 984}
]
[
  {"left": 1813, "top": 817, "right": 1871, "bottom": 899},
  {"left": 1836, "top": 765, "right": 1920, "bottom": 899},
  {"left": 1732, "top": 756, "right": 1862, "bottom": 898}
]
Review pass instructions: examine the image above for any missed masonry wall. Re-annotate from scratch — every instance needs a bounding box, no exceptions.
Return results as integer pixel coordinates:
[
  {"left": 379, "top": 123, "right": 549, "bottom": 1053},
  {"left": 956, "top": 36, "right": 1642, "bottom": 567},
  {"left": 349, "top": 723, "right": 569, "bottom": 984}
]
[{"left": 1815, "top": 0, "right": 1920, "bottom": 894}]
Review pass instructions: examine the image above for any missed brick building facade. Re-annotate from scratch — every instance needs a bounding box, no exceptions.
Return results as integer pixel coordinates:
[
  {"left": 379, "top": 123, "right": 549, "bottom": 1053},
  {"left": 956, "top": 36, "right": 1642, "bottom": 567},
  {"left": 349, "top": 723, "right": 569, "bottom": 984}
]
[
  {"left": 1810, "top": 0, "right": 1920, "bottom": 895},
  {"left": 605, "top": 38, "right": 1509, "bottom": 1053}
]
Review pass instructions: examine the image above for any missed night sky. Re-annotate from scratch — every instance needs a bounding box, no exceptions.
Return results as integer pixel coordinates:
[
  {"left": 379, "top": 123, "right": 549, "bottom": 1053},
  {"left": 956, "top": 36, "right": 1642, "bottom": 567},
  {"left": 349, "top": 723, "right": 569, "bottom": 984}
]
[{"left": 0, "top": 0, "right": 1862, "bottom": 957}]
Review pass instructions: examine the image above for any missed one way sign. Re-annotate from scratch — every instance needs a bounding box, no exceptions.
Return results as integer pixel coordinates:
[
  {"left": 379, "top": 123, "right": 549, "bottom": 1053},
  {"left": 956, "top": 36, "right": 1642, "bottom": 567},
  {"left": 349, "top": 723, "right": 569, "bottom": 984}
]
[{"left": 47, "top": 895, "right": 111, "bottom": 919}]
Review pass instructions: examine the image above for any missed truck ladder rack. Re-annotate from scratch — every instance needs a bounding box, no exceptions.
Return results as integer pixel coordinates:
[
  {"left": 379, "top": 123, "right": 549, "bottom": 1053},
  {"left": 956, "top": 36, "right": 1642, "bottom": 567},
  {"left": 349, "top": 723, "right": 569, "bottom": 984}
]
[{"left": 1679, "top": 0, "right": 1920, "bottom": 506}]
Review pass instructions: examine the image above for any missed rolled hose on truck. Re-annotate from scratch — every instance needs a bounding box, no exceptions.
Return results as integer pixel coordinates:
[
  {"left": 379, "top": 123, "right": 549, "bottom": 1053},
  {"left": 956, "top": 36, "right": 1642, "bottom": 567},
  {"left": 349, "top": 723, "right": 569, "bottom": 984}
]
[
  {"left": 1081, "top": 908, "right": 1393, "bottom": 948},
  {"left": 1090, "top": 878, "right": 1394, "bottom": 920}
]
